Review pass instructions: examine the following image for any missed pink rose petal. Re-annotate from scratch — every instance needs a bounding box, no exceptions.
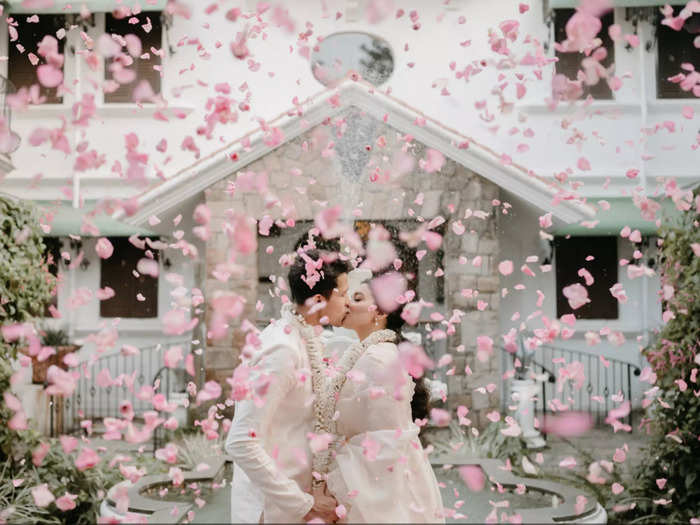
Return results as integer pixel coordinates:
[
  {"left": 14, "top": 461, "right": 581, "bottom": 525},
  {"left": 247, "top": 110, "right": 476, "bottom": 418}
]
[
  {"left": 55, "top": 492, "right": 78, "bottom": 511},
  {"left": 95, "top": 237, "right": 114, "bottom": 259},
  {"left": 458, "top": 465, "right": 486, "bottom": 492},
  {"left": 32, "top": 484, "right": 55, "bottom": 507},
  {"left": 562, "top": 283, "right": 590, "bottom": 310},
  {"left": 420, "top": 148, "right": 445, "bottom": 173},
  {"left": 498, "top": 260, "right": 514, "bottom": 276},
  {"left": 37, "top": 64, "right": 63, "bottom": 88},
  {"left": 75, "top": 447, "right": 100, "bottom": 471},
  {"left": 370, "top": 272, "right": 407, "bottom": 313}
]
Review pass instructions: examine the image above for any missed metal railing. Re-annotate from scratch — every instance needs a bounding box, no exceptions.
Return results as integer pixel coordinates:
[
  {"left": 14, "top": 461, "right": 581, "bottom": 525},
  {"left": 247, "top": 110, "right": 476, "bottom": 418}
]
[
  {"left": 50, "top": 340, "right": 191, "bottom": 438},
  {"left": 151, "top": 365, "right": 189, "bottom": 452},
  {"left": 502, "top": 343, "right": 642, "bottom": 430}
]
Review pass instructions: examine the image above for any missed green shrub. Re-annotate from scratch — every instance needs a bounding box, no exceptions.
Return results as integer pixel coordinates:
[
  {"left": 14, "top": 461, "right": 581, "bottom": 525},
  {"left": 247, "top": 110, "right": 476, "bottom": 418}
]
[
  {"left": 620, "top": 191, "right": 700, "bottom": 524},
  {"left": 0, "top": 359, "right": 166, "bottom": 524},
  {"left": 0, "top": 197, "right": 55, "bottom": 360}
]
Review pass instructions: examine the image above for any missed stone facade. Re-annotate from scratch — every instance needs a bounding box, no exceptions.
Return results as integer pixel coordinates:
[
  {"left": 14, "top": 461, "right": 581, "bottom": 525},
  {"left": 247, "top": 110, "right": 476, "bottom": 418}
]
[{"left": 203, "top": 107, "right": 502, "bottom": 428}]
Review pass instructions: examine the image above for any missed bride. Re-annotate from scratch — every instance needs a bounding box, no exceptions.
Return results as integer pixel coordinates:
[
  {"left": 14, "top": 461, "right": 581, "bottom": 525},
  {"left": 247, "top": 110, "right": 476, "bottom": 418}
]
[{"left": 312, "top": 268, "right": 445, "bottom": 523}]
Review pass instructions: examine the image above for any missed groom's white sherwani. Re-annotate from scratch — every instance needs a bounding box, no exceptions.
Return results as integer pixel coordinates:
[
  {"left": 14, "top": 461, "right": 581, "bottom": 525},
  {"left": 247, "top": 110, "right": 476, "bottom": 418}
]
[{"left": 225, "top": 315, "right": 315, "bottom": 523}]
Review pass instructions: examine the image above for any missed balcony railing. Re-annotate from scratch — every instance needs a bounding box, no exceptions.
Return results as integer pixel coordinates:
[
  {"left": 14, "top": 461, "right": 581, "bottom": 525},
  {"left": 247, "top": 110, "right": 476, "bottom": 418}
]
[
  {"left": 49, "top": 340, "right": 191, "bottom": 440},
  {"left": 501, "top": 343, "right": 642, "bottom": 431}
]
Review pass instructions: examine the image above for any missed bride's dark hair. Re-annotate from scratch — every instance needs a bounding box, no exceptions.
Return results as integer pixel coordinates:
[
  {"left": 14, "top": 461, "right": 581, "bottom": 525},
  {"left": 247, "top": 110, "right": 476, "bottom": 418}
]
[
  {"left": 361, "top": 222, "right": 431, "bottom": 422},
  {"left": 382, "top": 295, "right": 431, "bottom": 423}
]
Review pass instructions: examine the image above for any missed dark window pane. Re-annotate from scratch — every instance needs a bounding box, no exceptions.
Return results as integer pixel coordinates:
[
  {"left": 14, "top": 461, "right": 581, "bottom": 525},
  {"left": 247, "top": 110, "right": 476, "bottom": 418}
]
[
  {"left": 656, "top": 7, "right": 700, "bottom": 99},
  {"left": 554, "top": 8, "right": 614, "bottom": 100},
  {"left": 104, "top": 11, "right": 162, "bottom": 103},
  {"left": 555, "top": 236, "right": 618, "bottom": 320},
  {"left": 100, "top": 237, "right": 158, "bottom": 318},
  {"left": 7, "top": 14, "right": 66, "bottom": 104}
]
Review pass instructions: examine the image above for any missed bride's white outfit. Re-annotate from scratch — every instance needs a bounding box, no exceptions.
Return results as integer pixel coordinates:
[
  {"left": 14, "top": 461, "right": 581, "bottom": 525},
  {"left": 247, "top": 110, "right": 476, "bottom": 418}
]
[{"left": 321, "top": 330, "right": 445, "bottom": 523}]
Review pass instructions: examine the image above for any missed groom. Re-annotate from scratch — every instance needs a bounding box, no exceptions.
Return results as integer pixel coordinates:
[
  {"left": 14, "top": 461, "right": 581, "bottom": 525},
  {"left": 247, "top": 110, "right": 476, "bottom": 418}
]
[{"left": 225, "top": 249, "right": 350, "bottom": 523}]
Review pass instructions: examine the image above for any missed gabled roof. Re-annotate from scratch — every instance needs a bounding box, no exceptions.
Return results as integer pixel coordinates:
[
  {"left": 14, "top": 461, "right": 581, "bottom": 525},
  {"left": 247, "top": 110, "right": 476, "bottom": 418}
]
[{"left": 115, "top": 79, "right": 594, "bottom": 226}]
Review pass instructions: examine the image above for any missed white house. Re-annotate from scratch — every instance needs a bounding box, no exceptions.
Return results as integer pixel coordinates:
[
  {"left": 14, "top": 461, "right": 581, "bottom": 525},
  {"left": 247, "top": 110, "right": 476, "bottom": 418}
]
[{"left": 1, "top": 0, "right": 697, "bottom": 433}]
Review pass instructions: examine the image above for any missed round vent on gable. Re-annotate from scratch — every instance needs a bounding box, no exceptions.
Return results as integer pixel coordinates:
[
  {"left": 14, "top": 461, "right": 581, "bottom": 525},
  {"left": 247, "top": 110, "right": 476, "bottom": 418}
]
[{"left": 311, "top": 32, "right": 394, "bottom": 87}]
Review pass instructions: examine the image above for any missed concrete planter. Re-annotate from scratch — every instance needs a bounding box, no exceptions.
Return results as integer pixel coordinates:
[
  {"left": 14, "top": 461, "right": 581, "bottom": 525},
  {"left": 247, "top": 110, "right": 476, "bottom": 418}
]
[
  {"left": 100, "top": 456, "right": 606, "bottom": 524},
  {"left": 511, "top": 378, "right": 547, "bottom": 449},
  {"left": 170, "top": 391, "right": 189, "bottom": 427}
]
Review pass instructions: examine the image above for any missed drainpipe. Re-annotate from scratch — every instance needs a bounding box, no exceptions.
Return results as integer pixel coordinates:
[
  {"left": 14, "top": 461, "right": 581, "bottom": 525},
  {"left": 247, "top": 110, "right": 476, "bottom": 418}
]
[
  {"left": 68, "top": 27, "right": 82, "bottom": 344},
  {"left": 637, "top": 20, "right": 650, "bottom": 357}
]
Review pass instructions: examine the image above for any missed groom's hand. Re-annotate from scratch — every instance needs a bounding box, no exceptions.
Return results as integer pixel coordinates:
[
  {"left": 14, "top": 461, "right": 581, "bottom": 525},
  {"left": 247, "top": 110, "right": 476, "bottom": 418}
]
[
  {"left": 303, "top": 486, "right": 338, "bottom": 523},
  {"left": 303, "top": 509, "right": 336, "bottom": 523}
]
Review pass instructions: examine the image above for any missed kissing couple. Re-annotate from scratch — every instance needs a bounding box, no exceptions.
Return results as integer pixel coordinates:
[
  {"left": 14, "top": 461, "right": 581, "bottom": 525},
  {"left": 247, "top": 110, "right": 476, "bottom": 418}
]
[{"left": 225, "top": 249, "right": 445, "bottom": 523}]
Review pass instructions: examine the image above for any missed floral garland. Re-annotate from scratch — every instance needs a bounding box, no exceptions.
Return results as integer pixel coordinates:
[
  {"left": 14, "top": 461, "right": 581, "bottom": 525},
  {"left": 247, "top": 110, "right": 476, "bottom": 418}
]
[
  {"left": 311, "top": 328, "right": 397, "bottom": 489},
  {"left": 280, "top": 303, "right": 326, "bottom": 436}
]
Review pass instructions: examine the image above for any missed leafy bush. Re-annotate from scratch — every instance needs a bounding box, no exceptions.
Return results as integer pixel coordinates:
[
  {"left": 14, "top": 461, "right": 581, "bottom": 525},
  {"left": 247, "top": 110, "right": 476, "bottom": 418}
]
[
  {"left": 0, "top": 197, "right": 55, "bottom": 360},
  {"left": 619, "top": 192, "right": 700, "bottom": 524},
  {"left": 0, "top": 358, "right": 165, "bottom": 524}
]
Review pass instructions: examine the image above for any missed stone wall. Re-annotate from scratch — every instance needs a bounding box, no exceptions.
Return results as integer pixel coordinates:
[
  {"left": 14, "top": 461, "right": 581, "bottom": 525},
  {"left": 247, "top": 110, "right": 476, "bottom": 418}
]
[{"left": 204, "top": 107, "right": 502, "bottom": 427}]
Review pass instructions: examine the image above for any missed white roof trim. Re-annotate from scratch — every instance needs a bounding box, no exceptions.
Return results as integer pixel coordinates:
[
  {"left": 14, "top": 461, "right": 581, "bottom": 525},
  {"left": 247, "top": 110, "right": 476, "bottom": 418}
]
[{"left": 115, "top": 80, "right": 594, "bottom": 226}]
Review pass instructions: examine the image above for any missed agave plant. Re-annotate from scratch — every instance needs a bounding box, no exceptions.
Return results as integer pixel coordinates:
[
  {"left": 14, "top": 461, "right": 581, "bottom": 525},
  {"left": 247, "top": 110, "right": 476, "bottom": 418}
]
[
  {"left": 176, "top": 433, "right": 225, "bottom": 470},
  {"left": 39, "top": 326, "right": 70, "bottom": 348},
  {"left": 430, "top": 420, "right": 527, "bottom": 462}
]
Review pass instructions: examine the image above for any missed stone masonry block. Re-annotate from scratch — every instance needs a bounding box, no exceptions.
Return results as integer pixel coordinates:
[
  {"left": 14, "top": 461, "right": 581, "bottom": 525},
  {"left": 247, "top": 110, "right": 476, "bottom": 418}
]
[
  {"left": 476, "top": 276, "right": 500, "bottom": 293},
  {"left": 471, "top": 390, "right": 490, "bottom": 410},
  {"left": 420, "top": 190, "right": 442, "bottom": 218},
  {"left": 447, "top": 376, "right": 464, "bottom": 398},
  {"left": 461, "top": 232, "right": 479, "bottom": 254},
  {"left": 464, "top": 178, "right": 482, "bottom": 200},
  {"left": 206, "top": 346, "right": 238, "bottom": 370},
  {"left": 477, "top": 238, "right": 499, "bottom": 256}
]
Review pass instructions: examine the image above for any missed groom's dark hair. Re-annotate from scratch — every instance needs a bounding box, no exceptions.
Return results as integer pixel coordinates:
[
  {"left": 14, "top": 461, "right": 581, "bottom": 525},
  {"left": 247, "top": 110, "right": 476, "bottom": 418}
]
[{"left": 288, "top": 249, "right": 350, "bottom": 306}]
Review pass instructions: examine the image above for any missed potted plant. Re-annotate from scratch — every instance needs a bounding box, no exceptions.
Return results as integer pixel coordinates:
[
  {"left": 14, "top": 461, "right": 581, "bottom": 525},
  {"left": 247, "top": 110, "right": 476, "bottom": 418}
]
[{"left": 21, "top": 326, "right": 80, "bottom": 384}]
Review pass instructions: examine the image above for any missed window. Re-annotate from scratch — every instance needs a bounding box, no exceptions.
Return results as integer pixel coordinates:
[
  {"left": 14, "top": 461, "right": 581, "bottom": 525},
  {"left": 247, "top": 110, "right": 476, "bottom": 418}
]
[
  {"left": 7, "top": 14, "right": 66, "bottom": 104},
  {"left": 553, "top": 8, "right": 615, "bottom": 100},
  {"left": 103, "top": 10, "right": 162, "bottom": 103},
  {"left": 554, "top": 236, "right": 618, "bottom": 320},
  {"left": 656, "top": 6, "right": 700, "bottom": 99},
  {"left": 99, "top": 237, "right": 158, "bottom": 318}
]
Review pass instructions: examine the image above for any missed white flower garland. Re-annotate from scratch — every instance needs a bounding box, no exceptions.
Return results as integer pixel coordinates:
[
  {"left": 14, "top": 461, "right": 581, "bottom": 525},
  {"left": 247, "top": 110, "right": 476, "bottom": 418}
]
[
  {"left": 311, "top": 328, "right": 396, "bottom": 489},
  {"left": 280, "top": 303, "right": 326, "bottom": 429}
]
